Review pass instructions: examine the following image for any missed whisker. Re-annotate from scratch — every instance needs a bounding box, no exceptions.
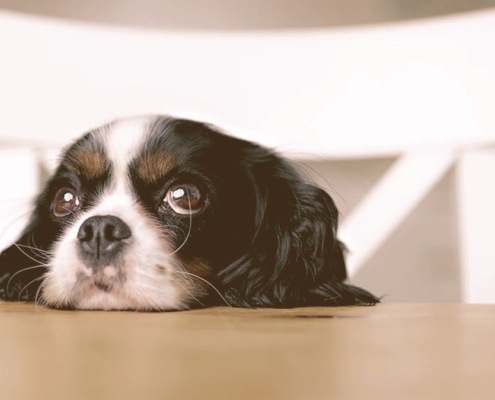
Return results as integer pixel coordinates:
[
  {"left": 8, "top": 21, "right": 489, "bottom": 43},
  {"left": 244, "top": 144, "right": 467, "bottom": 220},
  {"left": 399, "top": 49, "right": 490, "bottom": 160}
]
[
  {"left": 175, "top": 270, "right": 232, "bottom": 307},
  {"left": 34, "top": 279, "right": 47, "bottom": 309},
  {"left": 168, "top": 275, "right": 205, "bottom": 308},
  {"left": 13, "top": 243, "right": 45, "bottom": 265},
  {"left": 15, "top": 243, "right": 50, "bottom": 256},
  {"left": 6, "top": 265, "right": 48, "bottom": 294},
  {"left": 29, "top": 232, "right": 39, "bottom": 249},
  {"left": 169, "top": 190, "right": 193, "bottom": 256},
  {"left": 169, "top": 211, "right": 192, "bottom": 255},
  {"left": 17, "top": 276, "right": 44, "bottom": 301},
  {"left": 27, "top": 233, "right": 51, "bottom": 259}
]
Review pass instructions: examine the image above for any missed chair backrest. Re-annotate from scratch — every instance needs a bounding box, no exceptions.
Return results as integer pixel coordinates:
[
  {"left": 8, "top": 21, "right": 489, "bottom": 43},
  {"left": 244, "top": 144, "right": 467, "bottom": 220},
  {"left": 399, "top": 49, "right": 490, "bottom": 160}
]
[
  {"left": 1, "top": 9, "right": 495, "bottom": 158},
  {"left": 1, "top": 8, "right": 495, "bottom": 250}
]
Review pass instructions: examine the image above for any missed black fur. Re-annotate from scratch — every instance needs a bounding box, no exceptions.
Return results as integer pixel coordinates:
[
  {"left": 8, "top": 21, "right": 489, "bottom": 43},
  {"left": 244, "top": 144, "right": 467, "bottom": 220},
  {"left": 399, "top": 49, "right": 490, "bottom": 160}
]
[
  {"left": 0, "top": 116, "right": 379, "bottom": 309},
  {"left": 0, "top": 213, "right": 50, "bottom": 301},
  {"left": 207, "top": 144, "right": 378, "bottom": 307}
]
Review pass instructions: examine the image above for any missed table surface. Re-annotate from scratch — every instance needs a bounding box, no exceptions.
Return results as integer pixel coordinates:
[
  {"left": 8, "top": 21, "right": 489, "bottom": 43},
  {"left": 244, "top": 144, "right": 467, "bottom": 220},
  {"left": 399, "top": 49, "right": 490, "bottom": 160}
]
[{"left": 1, "top": 303, "right": 494, "bottom": 400}]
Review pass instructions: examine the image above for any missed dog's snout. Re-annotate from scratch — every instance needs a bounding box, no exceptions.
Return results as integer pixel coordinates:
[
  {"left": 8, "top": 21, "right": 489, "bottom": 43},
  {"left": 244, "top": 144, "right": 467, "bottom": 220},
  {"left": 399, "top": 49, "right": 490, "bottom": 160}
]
[{"left": 77, "top": 215, "right": 131, "bottom": 268}]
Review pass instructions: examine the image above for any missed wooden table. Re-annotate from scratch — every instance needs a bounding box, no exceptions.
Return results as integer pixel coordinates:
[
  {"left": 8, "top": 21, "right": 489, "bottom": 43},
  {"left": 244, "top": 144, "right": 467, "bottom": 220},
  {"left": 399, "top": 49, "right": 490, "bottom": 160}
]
[{"left": 0, "top": 303, "right": 494, "bottom": 400}]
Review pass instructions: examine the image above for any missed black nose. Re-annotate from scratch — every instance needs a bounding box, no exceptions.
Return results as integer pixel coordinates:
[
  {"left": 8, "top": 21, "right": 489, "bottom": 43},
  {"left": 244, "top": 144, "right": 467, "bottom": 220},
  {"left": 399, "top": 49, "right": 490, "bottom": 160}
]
[{"left": 77, "top": 215, "right": 131, "bottom": 268}]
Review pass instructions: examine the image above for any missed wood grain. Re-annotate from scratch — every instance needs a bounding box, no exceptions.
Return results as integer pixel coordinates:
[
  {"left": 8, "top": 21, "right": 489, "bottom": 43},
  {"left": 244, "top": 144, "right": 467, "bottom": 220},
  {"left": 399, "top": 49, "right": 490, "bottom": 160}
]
[{"left": 0, "top": 303, "right": 494, "bottom": 400}]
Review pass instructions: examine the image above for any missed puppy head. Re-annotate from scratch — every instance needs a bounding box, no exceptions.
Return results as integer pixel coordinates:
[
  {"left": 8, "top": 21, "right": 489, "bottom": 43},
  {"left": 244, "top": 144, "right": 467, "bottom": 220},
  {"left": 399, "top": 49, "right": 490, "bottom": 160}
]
[{"left": 0, "top": 116, "right": 378, "bottom": 310}]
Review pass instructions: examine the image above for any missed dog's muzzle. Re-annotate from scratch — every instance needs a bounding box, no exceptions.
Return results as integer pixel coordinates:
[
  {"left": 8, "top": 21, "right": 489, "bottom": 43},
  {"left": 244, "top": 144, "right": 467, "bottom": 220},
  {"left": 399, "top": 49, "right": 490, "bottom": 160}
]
[{"left": 77, "top": 215, "right": 131, "bottom": 291}]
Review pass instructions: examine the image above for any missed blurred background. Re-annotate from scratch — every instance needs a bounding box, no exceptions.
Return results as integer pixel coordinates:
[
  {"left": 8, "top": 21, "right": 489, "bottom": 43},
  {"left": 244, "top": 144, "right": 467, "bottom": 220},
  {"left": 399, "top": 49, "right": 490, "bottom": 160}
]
[{"left": 1, "top": 0, "right": 495, "bottom": 303}]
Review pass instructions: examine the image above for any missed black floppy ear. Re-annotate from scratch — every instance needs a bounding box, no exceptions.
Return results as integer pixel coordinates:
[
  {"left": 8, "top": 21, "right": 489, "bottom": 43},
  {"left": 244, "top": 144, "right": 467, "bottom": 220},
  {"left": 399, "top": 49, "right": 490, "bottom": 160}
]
[
  {"left": 215, "top": 146, "right": 379, "bottom": 308},
  {"left": 0, "top": 207, "right": 51, "bottom": 302}
]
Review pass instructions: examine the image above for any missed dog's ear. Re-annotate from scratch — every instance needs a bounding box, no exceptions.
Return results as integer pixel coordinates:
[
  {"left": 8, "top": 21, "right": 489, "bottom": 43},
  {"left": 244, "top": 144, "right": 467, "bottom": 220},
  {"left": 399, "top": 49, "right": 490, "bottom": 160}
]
[
  {"left": 0, "top": 205, "right": 51, "bottom": 302},
  {"left": 214, "top": 146, "right": 379, "bottom": 307}
]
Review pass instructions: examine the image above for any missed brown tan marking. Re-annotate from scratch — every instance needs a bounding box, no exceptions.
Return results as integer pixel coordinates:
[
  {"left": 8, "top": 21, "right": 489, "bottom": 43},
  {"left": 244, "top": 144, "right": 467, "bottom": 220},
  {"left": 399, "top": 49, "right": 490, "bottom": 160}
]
[
  {"left": 183, "top": 258, "right": 213, "bottom": 278},
  {"left": 155, "top": 264, "right": 167, "bottom": 275},
  {"left": 66, "top": 148, "right": 109, "bottom": 179},
  {"left": 178, "top": 258, "right": 212, "bottom": 305},
  {"left": 136, "top": 152, "right": 177, "bottom": 183}
]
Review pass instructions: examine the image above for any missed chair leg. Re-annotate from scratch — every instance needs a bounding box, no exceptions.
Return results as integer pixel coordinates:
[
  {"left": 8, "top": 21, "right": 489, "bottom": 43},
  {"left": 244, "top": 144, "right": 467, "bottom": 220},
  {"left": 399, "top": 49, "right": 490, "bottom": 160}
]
[
  {"left": 456, "top": 148, "right": 495, "bottom": 303},
  {"left": 340, "top": 150, "right": 454, "bottom": 278},
  {"left": 0, "top": 147, "right": 39, "bottom": 252}
]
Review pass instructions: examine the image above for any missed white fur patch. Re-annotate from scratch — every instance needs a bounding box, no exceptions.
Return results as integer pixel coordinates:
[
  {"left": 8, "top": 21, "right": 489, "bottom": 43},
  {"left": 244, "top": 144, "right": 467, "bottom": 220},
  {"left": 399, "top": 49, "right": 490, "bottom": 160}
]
[{"left": 103, "top": 117, "right": 149, "bottom": 190}]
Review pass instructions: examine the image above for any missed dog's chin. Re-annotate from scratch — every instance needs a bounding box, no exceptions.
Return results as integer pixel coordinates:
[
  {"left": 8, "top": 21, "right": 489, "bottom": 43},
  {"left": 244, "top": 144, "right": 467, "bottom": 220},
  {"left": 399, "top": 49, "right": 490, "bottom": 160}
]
[
  {"left": 43, "top": 289, "right": 188, "bottom": 312},
  {"left": 41, "top": 270, "right": 191, "bottom": 311},
  {"left": 70, "top": 290, "right": 181, "bottom": 312}
]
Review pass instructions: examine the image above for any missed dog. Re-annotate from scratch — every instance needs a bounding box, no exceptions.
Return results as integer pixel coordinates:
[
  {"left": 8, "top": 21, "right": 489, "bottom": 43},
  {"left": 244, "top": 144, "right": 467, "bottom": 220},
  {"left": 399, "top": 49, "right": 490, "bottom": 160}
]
[{"left": 0, "top": 115, "right": 378, "bottom": 310}]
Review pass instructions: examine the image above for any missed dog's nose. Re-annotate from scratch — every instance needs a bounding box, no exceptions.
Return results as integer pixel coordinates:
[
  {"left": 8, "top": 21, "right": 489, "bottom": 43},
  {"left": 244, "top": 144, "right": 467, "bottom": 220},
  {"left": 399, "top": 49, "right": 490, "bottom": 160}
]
[{"left": 77, "top": 215, "right": 131, "bottom": 268}]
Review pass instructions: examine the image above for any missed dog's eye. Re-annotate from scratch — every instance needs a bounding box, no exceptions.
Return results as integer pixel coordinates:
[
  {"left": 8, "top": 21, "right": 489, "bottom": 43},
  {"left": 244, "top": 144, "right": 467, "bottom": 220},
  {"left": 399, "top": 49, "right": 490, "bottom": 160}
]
[
  {"left": 52, "top": 187, "right": 80, "bottom": 217},
  {"left": 165, "top": 184, "right": 203, "bottom": 215}
]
